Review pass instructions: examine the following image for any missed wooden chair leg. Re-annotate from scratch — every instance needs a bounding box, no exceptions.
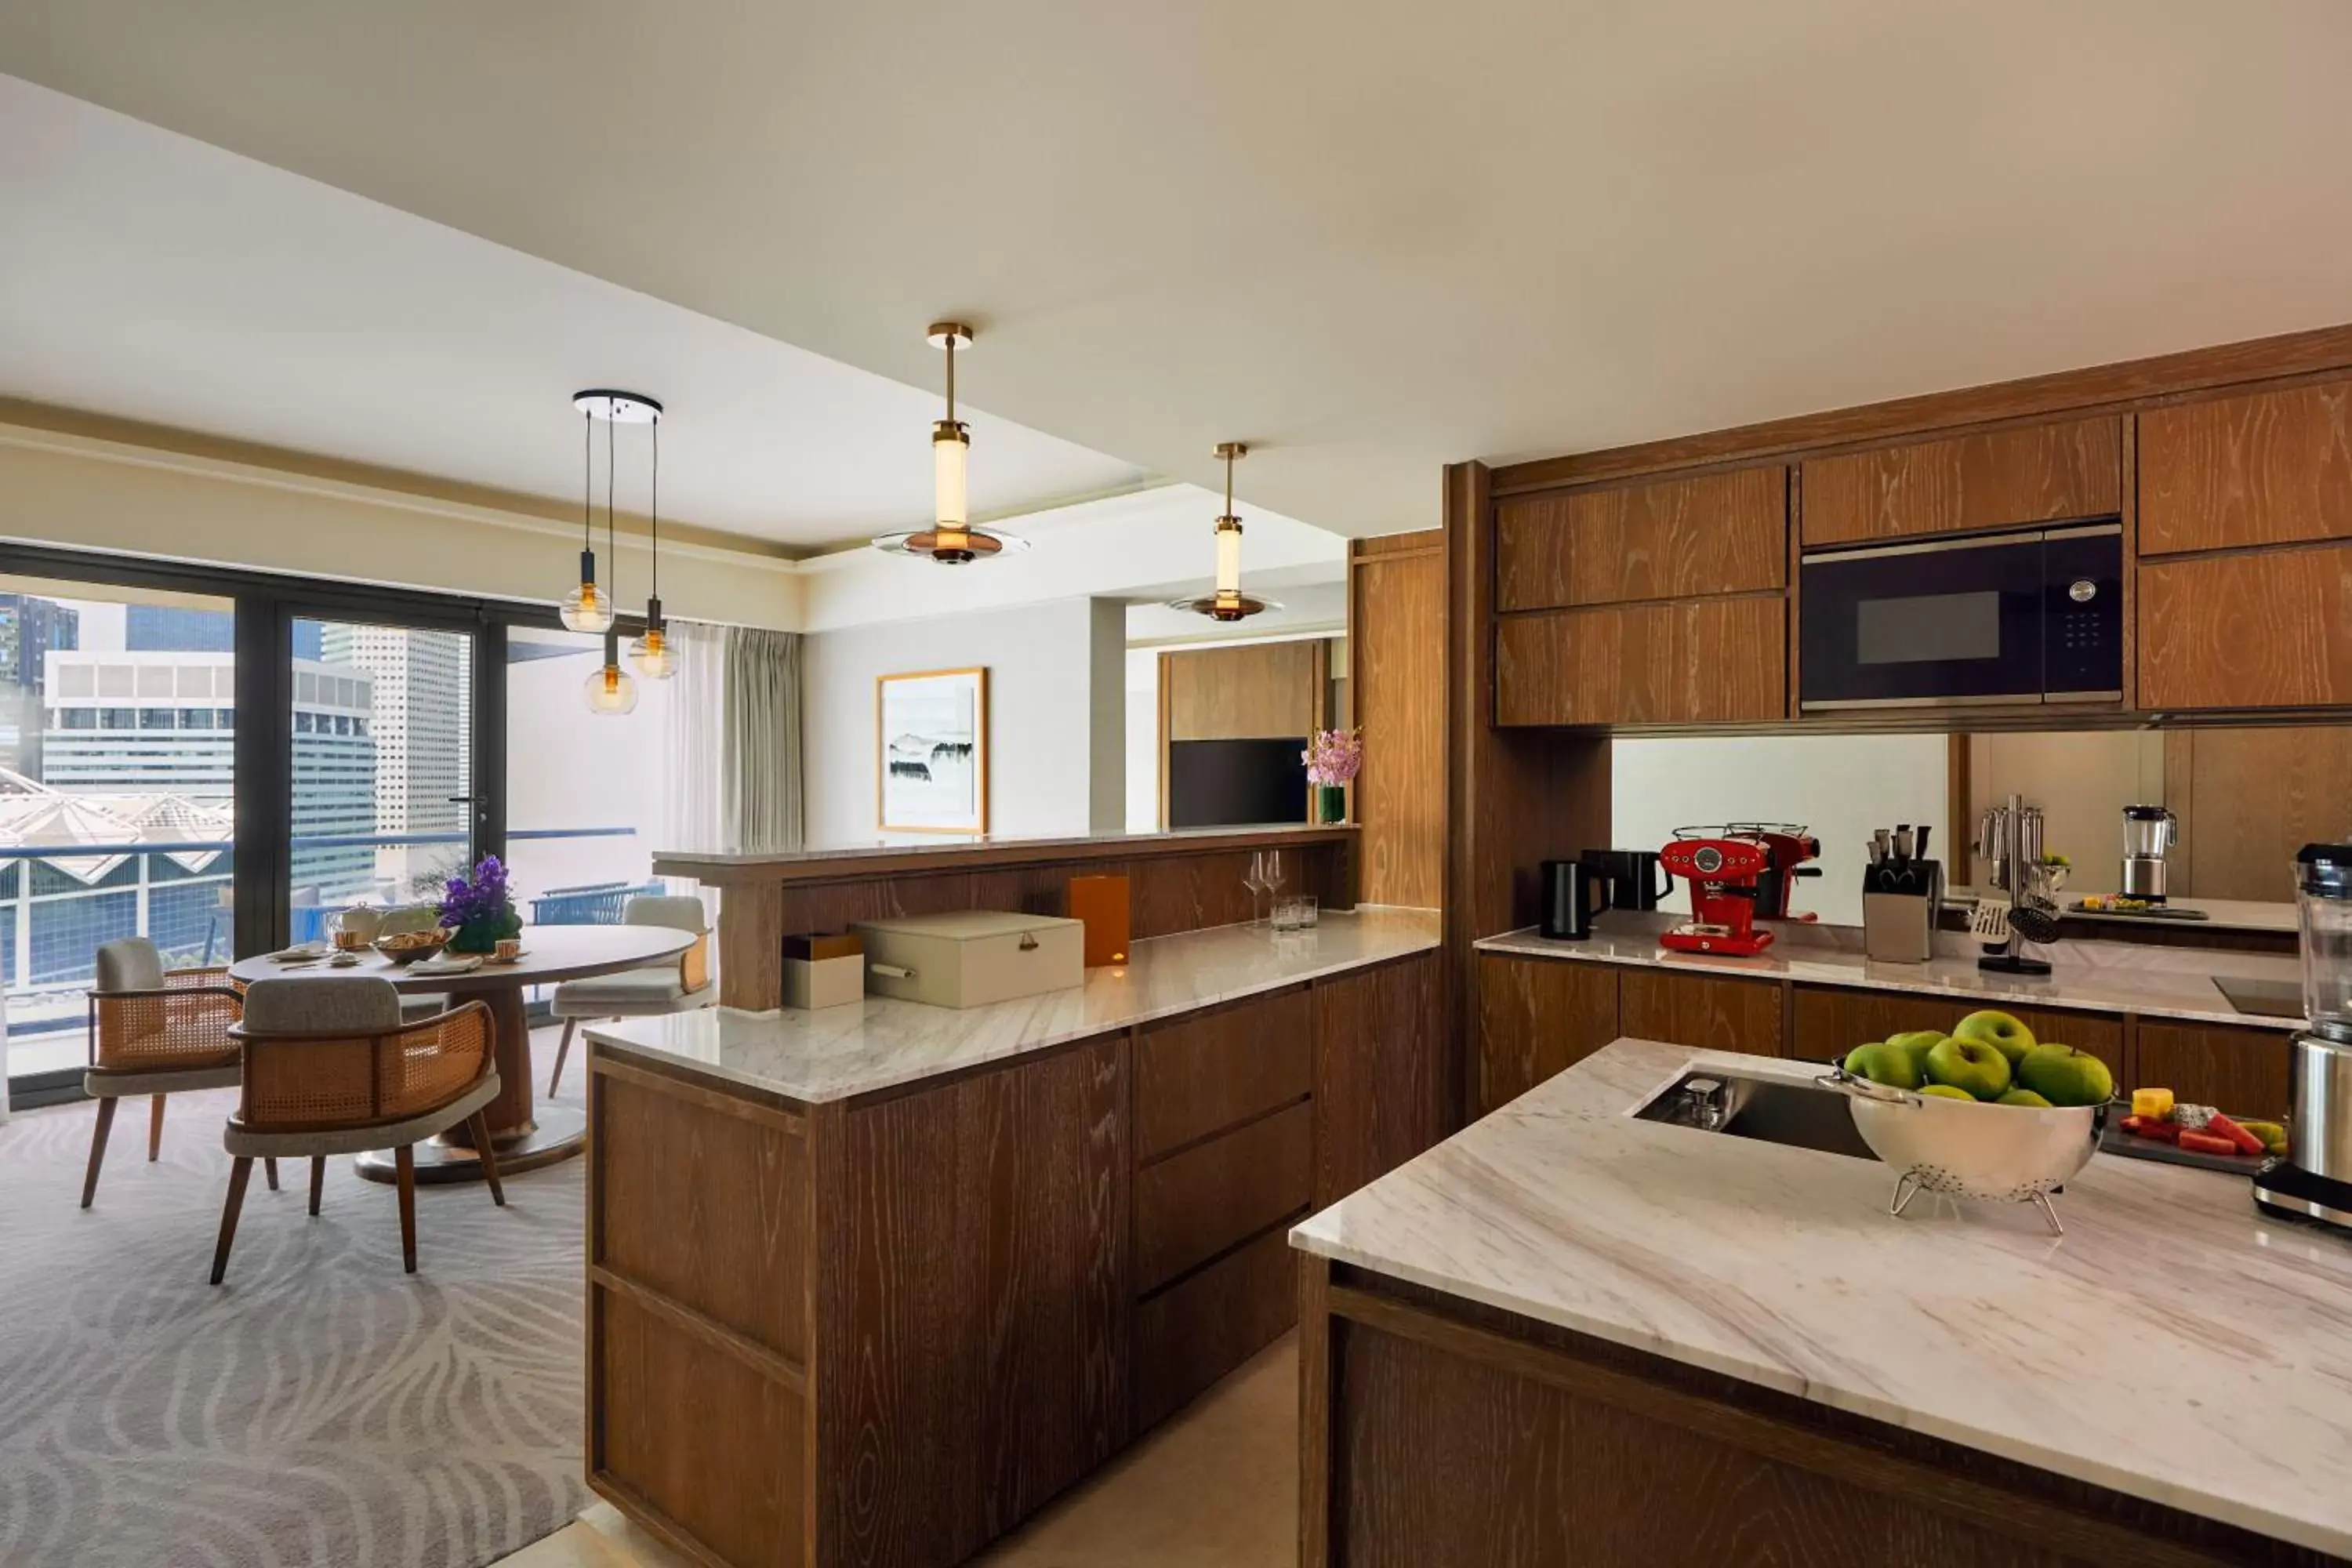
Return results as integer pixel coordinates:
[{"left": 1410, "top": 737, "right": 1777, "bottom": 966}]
[
  {"left": 148, "top": 1094, "right": 166, "bottom": 1161},
  {"left": 394, "top": 1145, "right": 418, "bottom": 1274},
  {"left": 81, "top": 1097, "right": 118, "bottom": 1210},
  {"left": 209, "top": 1156, "right": 253, "bottom": 1285},
  {"left": 308, "top": 1156, "right": 326, "bottom": 1217},
  {"left": 469, "top": 1110, "right": 506, "bottom": 1207},
  {"left": 263, "top": 1157, "right": 280, "bottom": 1192},
  {"left": 547, "top": 1018, "right": 577, "bottom": 1098}
]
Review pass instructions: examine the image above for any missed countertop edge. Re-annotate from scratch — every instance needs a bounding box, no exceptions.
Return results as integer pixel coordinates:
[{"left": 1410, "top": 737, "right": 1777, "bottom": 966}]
[{"left": 652, "top": 822, "right": 1359, "bottom": 882}]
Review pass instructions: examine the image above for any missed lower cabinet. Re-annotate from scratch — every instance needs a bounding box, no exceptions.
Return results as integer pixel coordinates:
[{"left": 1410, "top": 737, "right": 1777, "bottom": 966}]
[
  {"left": 1313, "top": 954, "right": 1449, "bottom": 1206},
  {"left": 2135, "top": 1020, "right": 2297, "bottom": 1120},
  {"left": 1476, "top": 955, "right": 1620, "bottom": 1116},
  {"left": 1791, "top": 986, "right": 2125, "bottom": 1077},
  {"left": 1620, "top": 969, "right": 1784, "bottom": 1057}
]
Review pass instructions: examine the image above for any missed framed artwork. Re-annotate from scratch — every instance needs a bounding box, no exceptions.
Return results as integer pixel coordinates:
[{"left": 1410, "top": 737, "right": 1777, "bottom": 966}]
[{"left": 876, "top": 666, "right": 989, "bottom": 834}]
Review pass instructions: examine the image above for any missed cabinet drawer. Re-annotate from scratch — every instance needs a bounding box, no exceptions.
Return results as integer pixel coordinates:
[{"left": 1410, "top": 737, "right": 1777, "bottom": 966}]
[
  {"left": 2140, "top": 379, "right": 2352, "bottom": 556},
  {"left": 1132, "top": 1223, "right": 1296, "bottom": 1433},
  {"left": 1133, "top": 1099, "right": 1312, "bottom": 1295},
  {"left": 2135, "top": 1021, "right": 2295, "bottom": 1120},
  {"left": 1496, "top": 468, "right": 1786, "bottom": 612},
  {"left": 1494, "top": 597, "right": 1784, "bottom": 727},
  {"left": 1620, "top": 969, "right": 1784, "bottom": 1057},
  {"left": 2139, "top": 543, "right": 2352, "bottom": 710},
  {"left": 1800, "top": 417, "right": 2120, "bottom": 546},
  {"left": 1789, "top": 987, "right": 2124, "bottom": 1077},
  {"left": 1134, "top": 989, "right": 1311, "bottom": 1163}
]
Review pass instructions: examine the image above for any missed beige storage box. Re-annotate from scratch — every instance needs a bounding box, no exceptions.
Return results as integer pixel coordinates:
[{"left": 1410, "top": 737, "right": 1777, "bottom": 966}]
[{"left": 851, "top": 910, "right": 1086, "bottom": 1009}]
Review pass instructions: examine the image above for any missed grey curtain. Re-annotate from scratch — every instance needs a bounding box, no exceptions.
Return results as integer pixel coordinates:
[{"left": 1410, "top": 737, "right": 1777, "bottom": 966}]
[{"left": 722, "top": 626, "right": 804, "bottom": 854}]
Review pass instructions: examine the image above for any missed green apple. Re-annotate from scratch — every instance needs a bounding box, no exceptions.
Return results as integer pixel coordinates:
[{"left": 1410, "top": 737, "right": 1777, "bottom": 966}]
[
  {"left": 1843, "top": 1040, "right": 1923, "bottom": 1091},
  {"left": 1919, "top": 1084, "right": 1976, "bottom": 1101},
  {"left": 1953, "top": 1009, "right": 2037, "bottom": 1066},
  {"left": 1885, "top": 1030, "right": 1947, "bottom": 1072},
  {"left": 1926, "top": 1035, "right": 2013, "bottom": 1101},
  {"left": 1996, "top": 1088, "right": 2054, "bottom": 1109},
  {"left": 2016, "top": 1044, "right": 2114, "bottom": 1109}
]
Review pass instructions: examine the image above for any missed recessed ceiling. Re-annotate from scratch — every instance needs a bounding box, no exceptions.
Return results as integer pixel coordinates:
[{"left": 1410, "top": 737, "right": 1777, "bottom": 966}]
[
  {"left": 6, "top": 5, "right": 2352, "bottom": 536},
  {"left": 0, "top": 74, "right": 1152, "bottom": 550}
]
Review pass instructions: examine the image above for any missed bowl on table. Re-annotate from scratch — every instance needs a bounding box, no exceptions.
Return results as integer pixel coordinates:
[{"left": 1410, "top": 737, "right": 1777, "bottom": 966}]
[
  {"left": 1823, "top": 1068, "right": 2111, "bottom": 1235},
  {"left": 372, "top": 928, "right": 452, "bottom": 965}
]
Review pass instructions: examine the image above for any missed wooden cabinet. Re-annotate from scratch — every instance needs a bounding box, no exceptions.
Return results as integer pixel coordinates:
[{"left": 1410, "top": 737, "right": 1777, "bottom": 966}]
[
  {"left": 1799, "top": 417, "right": 2121, "bottom": 546},
  {"left": 1789, "top": 987, "right": 2125, "bottom": 1077},
  {"left": 1494, "top": 596, "right": 1784, "bottom": 727},
  {"left": 1495, "top": 468, "right": 1786, "bottom": 612},
  {"left": 1313, "top": 953, "right": 1448, "bottom": 1207},
  {"left": 1163, "top": 639, "right": 1325, "bottom": 740},
  {"left": 1132, "top": 1225, "right": 1295, "bottom": 1432},
  {"left": 1133, "top": 988, "right": 1311, "bottom": 1162},
  {"left": 1475, "top": 956, "right": 1620, "bottom": 1116},
  {"left": 1134, "top": 1099, "right": 1312, "bottom": 1294},
  {"left": 2140, "top": 379, "right": 2352, "bottom": 556},
  {"left": 2139, "top": 543, "right": 2352, "bottom": 710},
  {"left": 2135, "top": 1021, "right": 2296, "bottom": 1120},
  {"left": 1349, "top": 532, "right": 1446, "bottom": 909},
  {"left": 1619, "top": 968, "right": 1784, "bottom": 1057}
]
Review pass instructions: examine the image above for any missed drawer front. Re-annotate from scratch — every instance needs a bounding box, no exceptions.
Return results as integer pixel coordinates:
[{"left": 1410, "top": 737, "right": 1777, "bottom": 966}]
[
  {"left": 1132, "top": 1224, "right": 1297, "bottom": 1433},
  {"left": 1133, "top": 1099, "right": 1312, "bottom": 1295},
  {"left": 1495, "top": 468, "right": 1786, "bottom": 612},
  {"left": 2136, "top": 1021, "right": 2296, "bottom": 1121},
  {"left": 1800, "top": 417, "right": 2121, "bottom": 546},
  {"left": 1494, "top": 597, "right": 1784, "bottom": 727},
  {"left": 1790, "top": 986, "right": 2125, "bottom": 1078},
  {"left": 2140, "top": 379, "right": 2352, "bottom": 556},
  {"left": 1134, "top": 988, "right": 1312, "bottom": 1163},
  {"left": 1620, "top": 970, "right": 1784, "bottom": 1057},
  {"left": 2139, "top": 543, "right": 2352, "bottom": 710}
]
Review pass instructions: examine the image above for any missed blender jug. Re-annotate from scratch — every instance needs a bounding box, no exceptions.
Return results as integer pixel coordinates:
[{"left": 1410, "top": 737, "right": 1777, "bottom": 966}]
[{"left": 2298, "top": 844, "right": 2352, "bottom": 1044}]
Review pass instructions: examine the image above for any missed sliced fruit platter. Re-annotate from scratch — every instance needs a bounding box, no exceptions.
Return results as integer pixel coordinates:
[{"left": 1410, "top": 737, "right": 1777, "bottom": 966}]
[{"left": 2106, "top": 1084, "right": 2287, "bottom": 1174}]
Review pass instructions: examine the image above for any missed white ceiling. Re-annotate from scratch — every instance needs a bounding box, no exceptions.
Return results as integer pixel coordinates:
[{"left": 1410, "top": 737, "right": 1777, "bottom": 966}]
[
  {"left": 7, "top": 5, "right": 2352, "bottom": 537},
  {"left": 0, "top": 74, "right": 1152, "bottom": 549}
]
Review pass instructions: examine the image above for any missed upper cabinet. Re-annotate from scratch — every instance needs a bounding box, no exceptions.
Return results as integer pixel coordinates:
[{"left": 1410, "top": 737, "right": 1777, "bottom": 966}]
[
  {"left": 2139, "top": 544, "right": 2352, "bottom": 710},
  {"left": 1495, "top": 467, "right": 1786, "bottom": 612},
  {"left": 2140, "top": 379, "right": 2352, "bottom": 556},
  {"left": 1800, "top": 417, "right": 2122, "bottom": 546},
  {"left": 1495, "top": 597, "right": 1784, "bottom": 727}
]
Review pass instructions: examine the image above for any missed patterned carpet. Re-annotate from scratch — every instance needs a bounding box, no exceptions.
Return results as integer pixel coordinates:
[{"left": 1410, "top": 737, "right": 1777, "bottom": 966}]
[{"left": 0, "top": 1033, "right": 587, "bottom": 1568}]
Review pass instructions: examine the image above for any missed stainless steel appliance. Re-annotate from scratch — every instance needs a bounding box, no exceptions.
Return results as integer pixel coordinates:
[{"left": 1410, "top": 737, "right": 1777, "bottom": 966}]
[
  {"left": 1798, "top": 523, "right": 2123, "bottom": 710},
  {"left": 2119, "top": 804, "right": 2178, "bottom": 902},
  {"left": 2254, "top": 843, "right": 2352, "bottom": 1232},
  {"left": 1861, "top": 822, "right": 1941, "bottom": 963}
]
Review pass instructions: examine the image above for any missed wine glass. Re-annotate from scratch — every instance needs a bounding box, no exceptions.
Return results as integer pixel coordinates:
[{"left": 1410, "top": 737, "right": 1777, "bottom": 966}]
[{"left": 1243, "top": 852, "right": 1272, "bottom": 927}]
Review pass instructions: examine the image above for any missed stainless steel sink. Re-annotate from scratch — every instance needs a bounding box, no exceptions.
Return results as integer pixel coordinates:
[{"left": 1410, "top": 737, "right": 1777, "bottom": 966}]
[{"left": 1633, "top": 1069, "right": 1878, "bottom": 1162}]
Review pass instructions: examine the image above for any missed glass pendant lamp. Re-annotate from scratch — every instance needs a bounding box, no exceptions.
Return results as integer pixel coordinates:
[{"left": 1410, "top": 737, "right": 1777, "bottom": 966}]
[
  {"left": 585, "top": 626, "right": 639, "bottom": 714},
  {"left": 1169, "top": 442, "right": 1280, "bottom": 621},
  {"left": 559, "top": 408, "right": 614, "bottom": 632},
  {"left": 627, "top": 399, "right": 677, "bottom": 679},
  {"left": 871, "top": 323, "right": 1032, "bottom": 563}
]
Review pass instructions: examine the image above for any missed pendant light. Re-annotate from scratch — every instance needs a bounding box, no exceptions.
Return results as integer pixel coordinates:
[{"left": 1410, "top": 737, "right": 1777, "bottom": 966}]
[
  {"left": 871, "top": 322, "right": 1032, "bottom": 564},
  {"left": 1168, "top": 442, "right": 1280, "bottom": 621},
  {"left": 572, "top": 390, "right": 662, "bottom": 714},
  {"left": 626, "top": 399, "right": 676, "bottom": 680},
  {"left": 558, "top": 403, "right": 614, "bottom": 633}
]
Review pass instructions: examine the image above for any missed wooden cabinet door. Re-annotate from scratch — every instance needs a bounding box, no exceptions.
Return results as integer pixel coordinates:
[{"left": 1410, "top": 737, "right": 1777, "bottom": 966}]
[
  {"left": 2139, "top": 543, "right": 2352, "bottom": 710},
  {"left": 1800, "top": 417, "right": 2121, "bottom": 546},
  {"left": 2135, "top": 1021, "right": 2296, "bottom": 1120},
  {"left": 1494, "top": 597, "right": 1784, "bottom": 727},
  {"left": 1790, "top": 987, "right": 2125, "bottom": 1078},
  {"left": 1475, "top": 956, "right": 1619, "bottom": 1116},
  {"left": 1618, "top": 969, "right": 1784, "bottom": 1056},
  {"left": 2140, "top": 379, "right": 2352, "bottom": 556},
  {"left": 1133, "top": 988, "right": 1312, "bottom": 1162},
  {"left": 1495, "top": 468, "right": 1786, "bottom": 612},
  {"left": 1313, "top": 954, "right": 1447, "bottom": 1207}
]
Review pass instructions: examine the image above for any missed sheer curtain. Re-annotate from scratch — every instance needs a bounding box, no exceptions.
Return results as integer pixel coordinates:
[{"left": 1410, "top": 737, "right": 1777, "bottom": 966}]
[
  {"left": 722, "top": 626, "right": 804, "bottom": 855},
  {"left": 659, "top": 619, "right": 729, "bottom": 865}
]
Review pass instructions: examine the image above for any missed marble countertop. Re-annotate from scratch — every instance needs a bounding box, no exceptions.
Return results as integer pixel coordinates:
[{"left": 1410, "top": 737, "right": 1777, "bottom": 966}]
[
  {"left": 587, "top": 907, "right": 1439, "bottom": 1105},
  {"left": 1949, "top": 885, "right": 2299, "bottom": 936},
  {"left": 652, "top": 822, "right": 1355, "bottom": 878},
  {"left": 1476, "top": 913, "right": 2307, "bottom": 1029},
  {"left": 1292, "top": 1039, "right": 2352, "bottom": 1556}
]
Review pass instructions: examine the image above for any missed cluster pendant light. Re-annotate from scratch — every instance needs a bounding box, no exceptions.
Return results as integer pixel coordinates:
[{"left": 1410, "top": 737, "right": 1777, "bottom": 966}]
[
  {"left": 1169, "top": 442, "right": 1280, "bottom": 621},
  {"left": 871, "top": 323, "right": 1031, "bottom": 564},
  {"left": 568, "top": 390, "right": 671, "bottom": 715}
]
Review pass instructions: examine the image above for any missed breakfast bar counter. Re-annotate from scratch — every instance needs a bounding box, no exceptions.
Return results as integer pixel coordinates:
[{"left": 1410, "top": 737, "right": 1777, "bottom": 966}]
[{"left": 1291, "top": 1038, "right": 2352, "bottom": 1566}]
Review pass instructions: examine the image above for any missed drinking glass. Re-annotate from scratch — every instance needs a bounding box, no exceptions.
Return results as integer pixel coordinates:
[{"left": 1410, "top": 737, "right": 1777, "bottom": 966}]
[{"left": 1243, "top": 852, "right": 1271, "bottom": 926}]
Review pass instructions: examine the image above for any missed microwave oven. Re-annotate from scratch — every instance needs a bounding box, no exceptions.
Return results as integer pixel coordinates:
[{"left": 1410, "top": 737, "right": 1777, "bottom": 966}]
[{"left": 1797, "top": 523, "right": 2123, "bottom": 710}]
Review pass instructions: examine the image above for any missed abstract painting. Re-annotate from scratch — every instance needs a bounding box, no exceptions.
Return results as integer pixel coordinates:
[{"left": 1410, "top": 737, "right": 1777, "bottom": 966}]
[{"left": 877, "top": 666, "right": 989, "bottom": 834}]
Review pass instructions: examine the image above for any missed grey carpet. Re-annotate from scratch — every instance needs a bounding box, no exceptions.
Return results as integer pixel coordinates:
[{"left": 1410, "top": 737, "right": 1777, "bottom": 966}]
[{"left": 0, "top": 1036, "right": 587, "bottom": 1568}]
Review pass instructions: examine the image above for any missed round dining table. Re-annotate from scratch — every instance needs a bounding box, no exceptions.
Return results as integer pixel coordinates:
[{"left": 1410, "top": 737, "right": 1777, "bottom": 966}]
[{"left": 228, "top": 923, "right": 695, "bottom": 1185}]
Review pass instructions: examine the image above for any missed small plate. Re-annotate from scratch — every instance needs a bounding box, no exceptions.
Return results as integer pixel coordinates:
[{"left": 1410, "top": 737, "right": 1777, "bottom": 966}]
[{"left": 482, "top": 950, "right": 530, "bottom": 965}]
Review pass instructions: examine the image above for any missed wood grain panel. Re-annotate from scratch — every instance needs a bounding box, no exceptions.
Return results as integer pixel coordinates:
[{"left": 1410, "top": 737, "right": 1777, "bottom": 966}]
[
  {"left": 2135, "top": 1022, "right": 2296, "bottom": 1121},
  {"left": 2140, "top": 379, "right": 2352, "bottom": 555},
  {"left": 1494, "top": 597, "right": 1784, "bottom": 727},
  {"left": 1132, "top": 1099, "right": 1312, "bottom": 1296},
  {"left": 1312, "top": 956, "right": 1448, "bottom": 1208},
  {"left": 1165, "top": 640, "right": 1323, "bottom": 739},
  {"left": 1349, "top": 536, "right": 1444, "bottom": 909},
  {"left": 1800, "top": 418, "right": 2121, "bottom": 546},
  {"left": 1790, "top": 986, "right": 2125, "bottom": 1079},
  {"left": 1495, "top": 467, "right": 1786, "bottom": 611},
  {"left": 1132, "top": 1222, "right": 1298, "bottom": 1432},
  {"left": 2169, "top": 726, "right": 2352, "bottom": 902},
  {"left": 1618, "top": 969, "right": 1785, "bottom": 1057},
  {"left": 1475, "top": 956, "right": 1620, "bottom": 1116},
  {"left": 1134, "top": 987, "right": 1312, "bottom": 1163},
  {"left": 2139, "top": 543, "right": 2352, "bottom": 710},
  {"left": 717, "top": 881, "right": 785, "bottom": 1011}
]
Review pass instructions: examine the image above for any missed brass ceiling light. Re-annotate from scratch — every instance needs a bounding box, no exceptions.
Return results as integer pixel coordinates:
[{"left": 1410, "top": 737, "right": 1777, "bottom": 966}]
[
  {"left": 1168, "top": 442, "right": 1280, "bottom": 621},
  {"left": 572, "top": 390, "right": 662, "bottom": 713},
  {"left": 871, "top": 322, "right": 1032, "bottom": 564}
]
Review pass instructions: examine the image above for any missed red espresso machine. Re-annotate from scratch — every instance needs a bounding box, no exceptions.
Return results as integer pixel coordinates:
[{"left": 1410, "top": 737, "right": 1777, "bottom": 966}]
[{"left": 1657, "top": 823, "right": 1823, "bottom": 956}]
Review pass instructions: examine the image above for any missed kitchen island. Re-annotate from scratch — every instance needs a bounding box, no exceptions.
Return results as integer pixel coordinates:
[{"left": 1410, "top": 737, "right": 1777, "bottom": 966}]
[
  {"left": 1292, "top": 1038, "right": 2352, "bottom": 1566},
  {"left": 582, "top": 909, "right": 1443, "bottom": 1568}
]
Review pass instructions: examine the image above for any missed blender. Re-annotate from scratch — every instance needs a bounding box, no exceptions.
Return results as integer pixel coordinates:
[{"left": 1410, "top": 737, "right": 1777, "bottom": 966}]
[
  {"left": 2253, "top": 842, "right": 2352, "bottom": 1231},
  {"left": 2119, "top": 804, "right": 2178, "bottom": 902}
]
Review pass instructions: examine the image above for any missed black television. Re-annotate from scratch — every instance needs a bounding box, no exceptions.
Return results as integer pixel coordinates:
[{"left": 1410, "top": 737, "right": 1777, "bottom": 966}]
[{"left": 1166, "top": 737, "right": 1308, "bottom": 829}]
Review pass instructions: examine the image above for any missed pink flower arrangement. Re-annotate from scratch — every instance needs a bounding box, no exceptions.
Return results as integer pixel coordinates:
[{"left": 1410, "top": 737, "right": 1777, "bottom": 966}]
[{"left": 1303, "top": 728, "right": 1363, "bottom": 787}]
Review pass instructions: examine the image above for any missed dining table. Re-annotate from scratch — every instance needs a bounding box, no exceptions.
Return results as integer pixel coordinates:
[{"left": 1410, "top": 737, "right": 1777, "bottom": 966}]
[{"left": 227, "top": 923, "right": 695, "bottom": 1185}]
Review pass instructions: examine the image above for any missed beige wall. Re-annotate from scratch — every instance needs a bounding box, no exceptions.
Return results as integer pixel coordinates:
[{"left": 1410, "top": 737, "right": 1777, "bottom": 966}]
[{"left": 0, "top": 422, "right": 803, "bottom": 630}]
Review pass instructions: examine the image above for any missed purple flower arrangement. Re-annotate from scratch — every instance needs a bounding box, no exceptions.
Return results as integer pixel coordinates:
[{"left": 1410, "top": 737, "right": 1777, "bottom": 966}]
[
  {"left": 438, "top": 854, "right": 522, "bottom": 953},
  {"left": 1302, "top": 728, "right": 1363, "bottom": 787}
]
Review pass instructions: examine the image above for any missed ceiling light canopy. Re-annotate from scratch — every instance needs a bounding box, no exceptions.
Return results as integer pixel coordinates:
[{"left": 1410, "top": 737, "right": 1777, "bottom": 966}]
[
  {"left": 1168, "top": 442, "right": 1279, "bottom": 622},
  {"left": 872, "top": 322, "right": 1031, "bottom": 564}
]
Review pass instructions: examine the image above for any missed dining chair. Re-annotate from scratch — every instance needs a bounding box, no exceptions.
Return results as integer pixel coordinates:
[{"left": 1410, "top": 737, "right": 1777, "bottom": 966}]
[
  {"left": 82, "top": 936, "right": 276, "bottom": 1207},
  {"left": 213, "top": 977, "right": 504, "bottom": 1283},
  {"left": 544, "top": 895, "right": 715, "bottom": 1096},
  {"left": 372, "top": 905, "right": 452, "bottom": 1022}
]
